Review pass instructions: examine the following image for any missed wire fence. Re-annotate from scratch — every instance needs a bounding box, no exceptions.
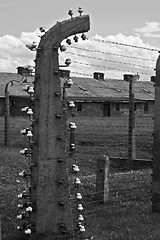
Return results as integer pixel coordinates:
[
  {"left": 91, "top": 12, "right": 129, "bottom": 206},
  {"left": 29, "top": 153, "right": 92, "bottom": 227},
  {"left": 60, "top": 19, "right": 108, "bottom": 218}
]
[
  {"left": 135, "top": 116, "right": 153, "bottom": 160},
  {"left": 68, "top": 113, "right": 153, "bottom": 239},
  {"left": 0, "top": 114, "right": 154, "bottom": 239},
  {"left": 1, "top": 32, "right": 157, "bottom": 239},
  {"left": 60, "top": 37, "right": 158, "bottom": 78},
  {"left": 70, "top": 114, "right": 153, "bottom": 161}
]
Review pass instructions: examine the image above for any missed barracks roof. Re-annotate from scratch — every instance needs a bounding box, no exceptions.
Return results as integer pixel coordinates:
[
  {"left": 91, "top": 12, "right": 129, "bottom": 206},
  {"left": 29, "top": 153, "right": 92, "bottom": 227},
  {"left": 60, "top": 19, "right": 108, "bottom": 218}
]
[{"left": 0, "top": 72, "right": 155, "bottom": 101}]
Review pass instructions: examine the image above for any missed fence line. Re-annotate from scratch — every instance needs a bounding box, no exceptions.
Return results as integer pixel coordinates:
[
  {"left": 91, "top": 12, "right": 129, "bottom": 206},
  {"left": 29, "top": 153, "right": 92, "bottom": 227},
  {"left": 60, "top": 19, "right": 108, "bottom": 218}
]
[{"left": 2, "top": 27, "right": 158, "bottom": 240}]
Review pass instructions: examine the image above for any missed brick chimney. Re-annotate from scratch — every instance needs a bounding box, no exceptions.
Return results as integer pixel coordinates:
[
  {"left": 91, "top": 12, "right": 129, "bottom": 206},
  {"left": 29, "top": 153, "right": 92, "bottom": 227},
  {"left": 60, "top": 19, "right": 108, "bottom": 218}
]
[
  {"left": 17, "top": 66, "right": 32, "bottom": 76},
  {"left": 123, "top": 74, "right": 139, "bottom": 82},
  {"left": 123, "top": 74, "right": 133, "bottom": 81},
  {"left": 93, "top": 72, "right": 104, "bottom": 80}
]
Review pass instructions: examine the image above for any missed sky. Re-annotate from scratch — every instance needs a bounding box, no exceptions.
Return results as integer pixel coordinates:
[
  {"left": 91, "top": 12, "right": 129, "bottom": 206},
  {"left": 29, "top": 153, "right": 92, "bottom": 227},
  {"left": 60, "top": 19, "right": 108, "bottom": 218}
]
[{"left": 0, "top": 0, "right": 160, "bottom": 80}]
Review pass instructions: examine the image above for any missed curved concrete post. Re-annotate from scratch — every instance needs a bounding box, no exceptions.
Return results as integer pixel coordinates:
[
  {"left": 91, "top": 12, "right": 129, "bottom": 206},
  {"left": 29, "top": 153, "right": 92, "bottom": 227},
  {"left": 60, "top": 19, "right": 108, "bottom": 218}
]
[{"left": 29, "top": 14, "right": 90, "bottom": 239}]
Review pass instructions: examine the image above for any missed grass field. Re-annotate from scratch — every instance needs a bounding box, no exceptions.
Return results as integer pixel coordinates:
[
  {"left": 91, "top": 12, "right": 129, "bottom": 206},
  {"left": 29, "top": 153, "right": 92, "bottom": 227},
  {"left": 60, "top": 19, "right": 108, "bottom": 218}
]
[{"left": 0, "top": 116, "right": 159, "bottom": 240}]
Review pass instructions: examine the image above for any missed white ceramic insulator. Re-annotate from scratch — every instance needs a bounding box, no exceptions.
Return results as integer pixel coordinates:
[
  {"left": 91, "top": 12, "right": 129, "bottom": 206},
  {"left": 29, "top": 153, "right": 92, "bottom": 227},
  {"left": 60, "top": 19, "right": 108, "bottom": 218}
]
[
  {"left": 28, "top": 87, "right": 34, "bottom": 94},
  {"left": 78, "top": 7, "right": 83, "bottom": 14},
  {"left": 21, "top": 107, "right": 29, "bottom": 112},
  {"left": 24, "top": 229, "right": 31, "bottom": 235},
  {"left": 27, "top": 131, "right": 33, "bottom": 137},
  {"left": 77, "top": 204, "right": 83, "bottom": 211},
  {"left": 79, "top": 225, "right": 85, "bottom": 232},
  {"left": 76, "top": 193, "right": 82, "bottom": 200},
  {"left": 69, "top": 122, "right": 77, "bottom": 129},
  {"left": 26, "top": 206, "right": 32, "bottom": 212},
  {"left": 27, "top": 108, "right": 33, "bottom": 115},
  {"left": 19, "top": 170, "right": 26, "bottom": 177},
  {"left": 75, "top": 178, "right": 81, "bottom": 185},
  {"left": 17, "top": 214, "right": 23, "bottom": 219},
  {"left": 78, "top": 215, "right": 84, "bottom": 221},
  {"left": 17, "top": 193, "right": 23, "bottom": 199},
  {"left": 69, "top": 101, "right": 75, "bottom": 108},
  {"left": 17, "top": 204, "right": 23, "bottom": 208},
  {"left": 17, "top": 191, "right": 26, "bottom": 199},
  {"left": 20, "top": 148, "right": 28, "bottom": 155},
  {"left": 71, "top": 143, "right": 75, "bottom": 149},
  {"left": 72, "top": 165, "right": 79, "bottom": 172},
  {"left": 21, "top": 129, "right": 26, "bottom": 134}
]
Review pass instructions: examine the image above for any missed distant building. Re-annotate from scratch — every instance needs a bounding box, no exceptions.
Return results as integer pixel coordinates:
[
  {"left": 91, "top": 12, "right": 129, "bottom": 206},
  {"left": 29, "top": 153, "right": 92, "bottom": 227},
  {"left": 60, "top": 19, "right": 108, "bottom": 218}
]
[
  {"left": 0, "top": 71, "right": 34, "bottom": 116},
  {"left": 66, "top": 72, "right": 155, "bottom": 117},
  {"left": 0, "top": 69, "right": 155, "bottom": 117}
]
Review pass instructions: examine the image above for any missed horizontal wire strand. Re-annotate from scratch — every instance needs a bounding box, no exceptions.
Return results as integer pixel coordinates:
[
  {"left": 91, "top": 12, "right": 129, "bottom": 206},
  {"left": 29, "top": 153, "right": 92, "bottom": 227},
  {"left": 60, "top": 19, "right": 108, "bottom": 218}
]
[
  {"left": 89, "top": 37, "right": 160, "bottom": 52},
  {"left": 68, "top": 45, "right": 157, "bottom": 62},
  {"left": 71, "top": 60, "right": 153, "bottom": 76},
  {"left": 66, "top": 51, "right": 154, "bottom": 70}
]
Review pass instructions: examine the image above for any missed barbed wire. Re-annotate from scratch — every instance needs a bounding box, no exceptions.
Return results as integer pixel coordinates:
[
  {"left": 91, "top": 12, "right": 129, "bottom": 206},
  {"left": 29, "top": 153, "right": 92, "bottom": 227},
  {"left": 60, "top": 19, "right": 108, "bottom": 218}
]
[
  {"left": 71, "top": 71, "right": 93, "bottom": 77},
  {"left": 79, "top": 166, "right": 152, "bottom": 175},
  {"left": 75, "top": 184, "right": 151, "bottom": 207},
  {"left": 70, "top": 184, "right": 151, "bottom": 203},
  {"left": 67, "top": 45, "right": 157, "bottom": 62},
  {"left": 82, "top": 190, "right": 151, "bottom": 205},
  {"left": 70, "top": 183, "right": 151, "bottom": 201},
  {"left": 76, "top": 123, "right": 153, "bottom": 127},
  {"left": 71, "top": 174, "right": 151, "bottom": 189},
  {"left": 75, "top": 123, "right": 153, "bottom": 128},
  {"left": 71, "top": 60, "right": 153, "bottom": 76},
  {"left": 84, "top": 200, "right": 151, "bottom": 219},
  {"left": 76, "top": 131, "right": 152, "bottom": 135},
  {"left": 77, "top": 132, "right": 153, "bottom": 136},
  {"left": 89, "top": 37, "right": 160, "bottom": 52},
  {"left": 66, "top": 51, "right": 154, "bottom": 70}
]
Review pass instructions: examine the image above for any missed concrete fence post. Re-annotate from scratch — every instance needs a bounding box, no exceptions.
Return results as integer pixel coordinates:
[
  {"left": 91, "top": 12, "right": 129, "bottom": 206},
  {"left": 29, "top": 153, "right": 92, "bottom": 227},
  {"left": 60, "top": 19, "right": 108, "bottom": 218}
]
[
  {"left": 152, "top": 53, "right": 160, "bottom": 212},
  {"left": 26, "top": 13, "right": 90, "bottom": 239},
  {"left": 4, "top": 82, "right": 12, "bottom": 147},
  {"left": 127, "top": 74, "right": 137, "bottom": 166},
  {"left": 4, "top": 79, "right": 24, "bottom": 147},
  {"left": 96, "top": 155, "right": 110, "bottom": 203}
]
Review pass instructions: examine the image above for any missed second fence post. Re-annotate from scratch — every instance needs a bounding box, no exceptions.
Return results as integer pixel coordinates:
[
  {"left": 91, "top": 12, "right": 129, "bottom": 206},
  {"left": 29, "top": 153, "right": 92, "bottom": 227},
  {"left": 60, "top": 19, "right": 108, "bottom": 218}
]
[
  {"left": 152, "top": 53, "right": 160, "bottom": 212},
  {"left": 96, "top": 155, "right": 110, "bottom": 203},
  {"left": 128, "top": 74, "right": 137, "bottom": 166}
]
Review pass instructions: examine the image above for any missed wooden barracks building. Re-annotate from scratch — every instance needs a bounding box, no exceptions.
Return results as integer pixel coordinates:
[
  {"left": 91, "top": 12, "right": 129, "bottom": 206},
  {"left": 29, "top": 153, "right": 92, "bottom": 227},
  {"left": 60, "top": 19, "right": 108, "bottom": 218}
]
[{"left": 0, "top": 67, "right": 155, "bottom": 117}]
